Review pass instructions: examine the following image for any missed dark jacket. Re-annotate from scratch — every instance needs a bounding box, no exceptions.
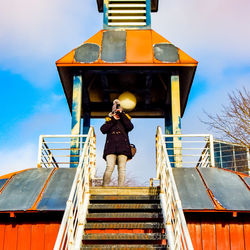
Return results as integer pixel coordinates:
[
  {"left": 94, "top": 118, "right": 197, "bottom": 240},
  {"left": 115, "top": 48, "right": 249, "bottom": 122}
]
[{"left": 100, "top": 112, "right": 134, "bottom": 160}]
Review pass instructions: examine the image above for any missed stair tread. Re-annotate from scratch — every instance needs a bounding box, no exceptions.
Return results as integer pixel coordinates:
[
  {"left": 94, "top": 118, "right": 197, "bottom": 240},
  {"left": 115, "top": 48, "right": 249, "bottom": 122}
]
[
  {"left": 82, "top": 233, "right": 166, "bottom": 240},
  {"left": 81, "top": 244, "right": 167, "bottom": 250},
  {"left": 85, "top": 222, "right": 164, "bottom": 229},
  {"left": 90, "top": 187, "right": 160, "bottom": 196},
  {"left": 87, "top": 213, "right": 163, "bottom": 219},
  {"left": 90, "top": 195, "right": 160, "bottom": 201},
  {"left": 89, "top": 204, "right": 161, "bottom": 210}
]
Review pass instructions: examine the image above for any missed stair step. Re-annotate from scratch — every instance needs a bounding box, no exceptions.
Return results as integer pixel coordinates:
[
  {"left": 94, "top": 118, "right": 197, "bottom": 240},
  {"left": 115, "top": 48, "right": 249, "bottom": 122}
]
[
  {"left": 89, "top": 204, "right": 161, "bottom": 210},
  {"left": 85, "top": 222, "right": 164, "bottom": 229},
  {"left": 87, "top": 213, "right": 163, "bottom": 220},
  {"left": 90, "top": 195, "right": 160, "bottom": 202},
  {"left": 85, "top": 229, "right": 164, "bottom": 234},
  {"left": 82, "top": 233, "right": 166, "bottom": 240},
  {"left": 81, "top": 244, "right": 167, "bottom": 249},
  {"left": 90, "top": 187, "right": 160, "bottom": 196}
]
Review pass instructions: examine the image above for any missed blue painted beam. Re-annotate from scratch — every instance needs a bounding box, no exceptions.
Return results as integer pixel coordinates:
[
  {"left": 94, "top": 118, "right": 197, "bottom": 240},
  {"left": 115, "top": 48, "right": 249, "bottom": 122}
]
[
  {"left": 146, "top": 0, "right": 151, "bottom": 28},
  {"left": 70, "top": 75, "right": 83, "bottom": 168},
  {"left": 103, "top": 0, "right": 109, "bottom": 29},
  {"left": 83, "top": 113, "right": 90, "bottom": 135},
  {"left": 164, "top": 75, "right": 182, "bottom": 167},
  {"left": 165, "top": 110, "right": 174, "bottom": 167}
]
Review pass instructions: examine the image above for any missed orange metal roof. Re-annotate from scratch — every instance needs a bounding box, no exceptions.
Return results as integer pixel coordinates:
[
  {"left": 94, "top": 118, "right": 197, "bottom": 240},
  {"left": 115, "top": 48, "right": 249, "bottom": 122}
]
[
  {"left": 56, "top": 29, "right": 198, "bottom": 67},
  {"left": 0, "top": 168, "right": 249, "bottom": 213}
]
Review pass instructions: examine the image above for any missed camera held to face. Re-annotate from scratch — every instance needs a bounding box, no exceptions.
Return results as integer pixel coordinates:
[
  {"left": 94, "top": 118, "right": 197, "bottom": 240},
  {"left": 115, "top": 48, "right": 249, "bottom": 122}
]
[{"left": 112, "top": 101, "right": 121, "bottom": 115}]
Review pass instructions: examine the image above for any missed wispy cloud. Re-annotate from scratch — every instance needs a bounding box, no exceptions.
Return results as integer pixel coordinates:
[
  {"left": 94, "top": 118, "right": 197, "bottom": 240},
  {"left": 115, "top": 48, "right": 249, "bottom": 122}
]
[
  {"left": 0, "top": 1, "right": 102, "bottom": 87},
  {"left": 0, "top": 143, "right": 37, "bottom": 176},
  {"left": 152, "top": 0, "right": 250, "bottom": 82}
]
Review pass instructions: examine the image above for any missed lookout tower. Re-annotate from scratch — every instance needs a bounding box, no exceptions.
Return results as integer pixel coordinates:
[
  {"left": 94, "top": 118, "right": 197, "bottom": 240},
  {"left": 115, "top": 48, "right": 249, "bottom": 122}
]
[
  {"left": 0, "top": 1, "right": 249, "bottom": 250},
  {"left": 57, "top": 0, "right": 198, "bottom": 153}
]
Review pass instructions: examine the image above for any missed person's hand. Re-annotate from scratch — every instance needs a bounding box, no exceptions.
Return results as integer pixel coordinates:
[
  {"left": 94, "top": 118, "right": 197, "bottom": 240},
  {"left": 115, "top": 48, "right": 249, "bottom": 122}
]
[
  {"left": 115, "top": 109, "right": 122, "bottom": 114},
  {"left": 113, "top": 114, "right": 120, "bottom": 120}
]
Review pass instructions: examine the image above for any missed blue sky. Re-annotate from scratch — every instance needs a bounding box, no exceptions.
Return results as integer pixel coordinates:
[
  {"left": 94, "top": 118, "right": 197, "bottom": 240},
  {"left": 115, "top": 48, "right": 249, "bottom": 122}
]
[{"left": 0, "top": 0, "right": 249, "bottom": 183}]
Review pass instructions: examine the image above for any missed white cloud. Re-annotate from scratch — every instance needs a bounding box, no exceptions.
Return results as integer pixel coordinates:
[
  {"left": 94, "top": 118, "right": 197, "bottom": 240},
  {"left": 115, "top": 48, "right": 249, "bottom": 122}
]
[
  {"left": 152, "top": 0, "right": 250, "bottom": 81},
  {"left": 0, "top": 0, "right": 102, "bottom": 87},
  {"left": 0, "top": 143, "right": 37, "bottom": 176},
  {"left": 1, "top": 0, "right": 249, "bottom": 87}
]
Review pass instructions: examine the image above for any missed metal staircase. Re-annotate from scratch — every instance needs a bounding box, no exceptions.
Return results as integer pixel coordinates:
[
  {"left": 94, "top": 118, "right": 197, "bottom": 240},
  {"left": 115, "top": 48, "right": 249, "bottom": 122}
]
[{"left": 82, "top": 187, "right": 166, "bottom": 249}]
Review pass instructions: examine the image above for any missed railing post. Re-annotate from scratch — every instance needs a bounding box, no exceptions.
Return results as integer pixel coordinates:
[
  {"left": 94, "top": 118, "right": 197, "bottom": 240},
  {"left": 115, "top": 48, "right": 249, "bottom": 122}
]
[
  {"left": 247, "top": 147, "right": 250, "bottom": 176},
  {"left": 37, "top": 135, "right": 43, "bottom": 168},
  {"left": 209, "top": 135, "right": 215, "bottom": 167}
]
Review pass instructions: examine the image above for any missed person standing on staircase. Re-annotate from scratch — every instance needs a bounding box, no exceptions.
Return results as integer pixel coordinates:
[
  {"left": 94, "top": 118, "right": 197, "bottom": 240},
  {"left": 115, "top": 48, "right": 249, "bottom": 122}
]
[{"left": 101, "top": 99, "right": 134, "bottom": 186}]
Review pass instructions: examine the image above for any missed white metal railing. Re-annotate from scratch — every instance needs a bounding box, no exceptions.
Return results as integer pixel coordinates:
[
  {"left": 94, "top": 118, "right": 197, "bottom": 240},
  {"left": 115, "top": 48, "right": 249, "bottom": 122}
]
[
  {"left": 54, "top": 127, "right": 96, "bottom": 250},
  {"left": 213, "top": 139, "right": 250, "bottom": 175},
  {"left": 37, "top": 134, "right": 91, "bottom": 168},
  {"left": 163, "top": 134, "right": 215, "bottom": 168},
  {"left": 156, "top": 127, "right": 193, "bottom": 250}
]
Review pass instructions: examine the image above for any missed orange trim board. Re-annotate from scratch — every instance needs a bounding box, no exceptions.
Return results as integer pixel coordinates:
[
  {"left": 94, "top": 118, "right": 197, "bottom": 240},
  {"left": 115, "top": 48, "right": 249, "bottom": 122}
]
[
  {"left": 184, "top": 210, "right": 250, "bottom": 213},
  {"left": 0, "top": 169, "right": 32, "bottom": 180},
  {"left": 56, "top": 63, "right": 198, "bottom": 67}
]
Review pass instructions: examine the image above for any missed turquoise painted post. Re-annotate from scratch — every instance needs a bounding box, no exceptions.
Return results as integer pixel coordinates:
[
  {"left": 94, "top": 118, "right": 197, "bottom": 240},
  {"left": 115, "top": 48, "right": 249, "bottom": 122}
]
[
  {"left": 70, "top": 75, "right": 83, "bottom": 168},
  {"left": 82, "top": 113, "right": 90, "bottom": 143},
  {"left": 103, "top": 0, "right": 108, "bottom": 29},
  {"left": 146, "top": 0, "right": 151, "bottom": 28},
  {"left": 165, "top": 110, "right": 174, "bottom": 167}
]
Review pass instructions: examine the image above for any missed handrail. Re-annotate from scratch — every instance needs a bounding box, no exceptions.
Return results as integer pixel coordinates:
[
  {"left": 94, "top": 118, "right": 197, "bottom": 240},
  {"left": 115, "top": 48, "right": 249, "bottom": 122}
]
[
  {"left": 54, "top": 127, "right": 96, "bottom": 250},
  {"left": 37, "top": 134, "right": 89, "bottom": 168},
  {"left": 156, "top": 126, "right": 193, "bottom": 250},
  {"left": 163, "top": 134, "right": 215, "bottom": 168}
]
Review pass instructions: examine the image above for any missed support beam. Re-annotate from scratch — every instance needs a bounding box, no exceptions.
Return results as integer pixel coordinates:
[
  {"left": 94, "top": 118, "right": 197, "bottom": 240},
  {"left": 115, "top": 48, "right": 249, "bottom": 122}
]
[
  {"left": 70, "top": 75, "right": 83, "bottom": 168},
  {"left": 171, "top": 75, "right": 182, "bottom": 167},
  {"left": 145, "top": 74, "right": 152, "bottom": 105},
  {"left": 83, "top": 113, "right": 90, "bottom": 136},
  {"left": 100, "top": 74, "right": 110, "bottom": 103},
  {"left": 165, "top": 109, "right": 174, "bottom": 167}
]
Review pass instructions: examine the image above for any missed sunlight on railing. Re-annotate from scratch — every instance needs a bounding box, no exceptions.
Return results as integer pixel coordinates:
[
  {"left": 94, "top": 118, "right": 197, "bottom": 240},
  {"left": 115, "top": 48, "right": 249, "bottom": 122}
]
[
  {"left": 163, "top": 134, "right": 215, "bottom": 168},
  {"left": 156, "top": 127, "right": 193, "bottom": 250},
  {"left": 53, "top": 127, "right": 96, "bottom": 250}
]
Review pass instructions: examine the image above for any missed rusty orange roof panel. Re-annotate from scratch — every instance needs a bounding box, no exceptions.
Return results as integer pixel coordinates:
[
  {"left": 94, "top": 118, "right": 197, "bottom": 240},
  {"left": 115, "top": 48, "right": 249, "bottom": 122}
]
[
  {"left": 56, "top": 29, "right": 198, "bottom": 66},
  {"left": 126, "top": 30, "right": 153, "bottom": 64}
]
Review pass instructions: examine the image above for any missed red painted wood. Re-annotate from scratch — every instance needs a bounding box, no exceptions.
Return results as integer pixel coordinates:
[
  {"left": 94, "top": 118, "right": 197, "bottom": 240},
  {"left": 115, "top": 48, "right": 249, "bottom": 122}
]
[
  {"left": 4, "top": 224, "right": 18, "bottom": 250},
  {"left": 201, "top": 222, "right": 216, "bottom": 250},
  {"left": 187, "top": 222, "right": 202, "bottom": 250},
  {"left": 215, "top": 222, "right": 230, "bottom": 250},
  {"left": 230, "top": 223, "right": 245, "bottom": 250},
  {"left": 44, "top": 223, "right": 60, "bottom": 250},
  {"left": 0, "top": 224, "right": 5, "bottom": 250},
  {"left": 31, "top": 223, "right": 45, "bottom": 250},
  {"left": 17, "top": 224, "right": 32, "bottom": 250},
  {"left": 244, "top": 224, "right": 250, "bottom": 250}
]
